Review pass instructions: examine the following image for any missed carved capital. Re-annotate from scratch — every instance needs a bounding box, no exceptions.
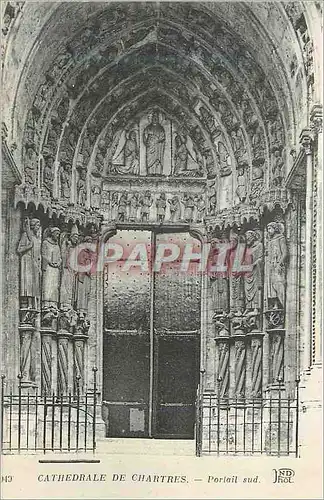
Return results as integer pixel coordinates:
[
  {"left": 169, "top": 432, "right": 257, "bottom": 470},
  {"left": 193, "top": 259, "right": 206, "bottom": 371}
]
[
  {"left": 213, "top": 312, "right": 230, "bottom": 338},
  {"left": 41, "top": 305, "right": 59, "bottom": 330},
  {"left": 264, "top": 309, "right": 284, "bottom": 330},
  {"left": 299, "top": 128, "right": 313, "bottom": 155},
  {"left": 310, "top": 104, "right": 323, "bottom": 135}
]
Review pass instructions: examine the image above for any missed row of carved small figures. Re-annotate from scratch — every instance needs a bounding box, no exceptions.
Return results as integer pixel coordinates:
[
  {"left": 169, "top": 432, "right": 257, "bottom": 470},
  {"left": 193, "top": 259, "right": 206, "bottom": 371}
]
[
  {"left": 20, "top": 304, "right": 90, "bottom": 335},
  {"left": 213, "top": 308, "right": 285, "bottom": 335},
  {"left": 101, "top": 190, "right": 206, "bottom": 223}
]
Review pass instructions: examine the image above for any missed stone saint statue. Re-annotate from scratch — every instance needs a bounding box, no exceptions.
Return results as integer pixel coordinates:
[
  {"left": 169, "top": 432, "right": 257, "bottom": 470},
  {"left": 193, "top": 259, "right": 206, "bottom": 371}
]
[
  {"left": 17, "top": 218, "right": 42, "bottom": 308},
  {"left": 143, "top": 111, "right": 165, "bottom": 175},
  {"left": 243, "top": 230, "right": 263, "bottom": 312},
  {"left": 266, "top": 222, "right": 287, "bottom": 309},
  {"left": 60, "top": 224, "right": 79, "bottom": 307},
  {"left": 42, "top": 227, "right": 62, "bottom": 306},
  {"left": 229, "top": 229, "right": 245, "bottom": 314},
  {"left": 75, "top": 236, "right": 92, "bottom": 313},
  {"left": 210, "top": 234, "right": 229, "bottom": 314}
]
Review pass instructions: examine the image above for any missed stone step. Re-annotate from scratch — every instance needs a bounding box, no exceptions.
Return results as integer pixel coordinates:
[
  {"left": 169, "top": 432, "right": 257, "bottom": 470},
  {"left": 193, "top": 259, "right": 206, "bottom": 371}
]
[{"left": 96, "top": 438, "right": 196, "bottom": 456}]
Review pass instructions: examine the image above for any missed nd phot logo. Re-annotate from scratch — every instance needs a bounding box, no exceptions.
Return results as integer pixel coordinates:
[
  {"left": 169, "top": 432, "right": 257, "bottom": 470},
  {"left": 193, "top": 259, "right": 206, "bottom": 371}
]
[{"left": 273, "top": 468, "right": 295, "bottom": 484}]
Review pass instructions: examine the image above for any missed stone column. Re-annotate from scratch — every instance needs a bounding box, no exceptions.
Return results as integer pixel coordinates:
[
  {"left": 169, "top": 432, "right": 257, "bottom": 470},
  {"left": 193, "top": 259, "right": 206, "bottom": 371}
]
[
  {"left": 233, "top": 336, "right": 246, "bottom": 399},
  {"left": 214, "top": 314, "right": 230, "bottom": 398},
  {"left": 249, "top": 333, "right": 264, "bottom": 398},
  {"left": 264, "top": 308, "right": 285, "bottom": 386},
  {"left": 56, "top": 306, "right": 77, "bottom": 395},
  {"left": 40, "top": 308, "right": 58, "bottom": 395},
  {"left": 57, "top": 333, "right": 71, "bottom": 395},
  {"left": 300, "top": 128, "right": 314, "bottom": 372},
  {"left": 73, "top": 311, "right": 90, "bottom": 394},
  {"left": 310, "top": 104, "right": 323, "bottom": 365}
]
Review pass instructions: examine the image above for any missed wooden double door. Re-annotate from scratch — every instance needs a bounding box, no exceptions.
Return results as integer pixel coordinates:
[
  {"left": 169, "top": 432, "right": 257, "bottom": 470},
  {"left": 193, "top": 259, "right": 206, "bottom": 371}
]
[{"left": 103, "top": 230, "right": 201, "bottom": 439}]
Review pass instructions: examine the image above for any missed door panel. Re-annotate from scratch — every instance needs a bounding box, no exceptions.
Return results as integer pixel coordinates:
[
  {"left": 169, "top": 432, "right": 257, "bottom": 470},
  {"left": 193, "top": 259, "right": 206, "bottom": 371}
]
[
  {"left": 154, "top": 233, "right": 201, "bottom": 331},
  {"left": 103, "top": 231, "right": 151, "bottom": 437},
  {"left": 102, "top": 332, "right": 150, "bottom": 437},
  {"left": 154, "top": 336, "right": 199, "bottom": 438},
  {"left": 102, "top": 230, "right": 201, "bottom": 439}
]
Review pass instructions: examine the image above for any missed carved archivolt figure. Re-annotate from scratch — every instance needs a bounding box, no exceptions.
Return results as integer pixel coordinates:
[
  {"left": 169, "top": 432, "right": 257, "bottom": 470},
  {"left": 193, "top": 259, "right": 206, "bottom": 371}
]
[
  {"left": 208, "top": 182, "right": 217, "bottom": 215},
  {"left": 77, "top": 168, "right": 87, "bottom": 205},
  {"left": 91, "top": 185, "right": 101, "bottom": 209},
  {"left": 272, "top": 150, "right": 284, "bottom": 186},
  {"left": 25, "top": 147, "right": 37, "bottom": 185},
  {"left": 236, "top": 163, "right": 248, "bottom": 202},
  {"left": 42, "top": 227, "right": 62, "bottom": 306},
  {"left": 243, "top": 230, "right": 263, "bottom": 312},
  {"left": 60, "top": 162, "right": 72, "bottom": 200},
  {"left": 42, "top": 155, "right": 54, "bottom": 195},
  {"left": 199, "top": 106, "right": 219, "bottom": 139},
  {"left": 60, "top": 225, "right": 79, "bottom": 307},
  {"left": 265, "top": 222, "right": 287, "bottom": 309},
  {"left": 143, "top": 111, "right": 165, "bottom": 175},
  {"left": 218, "top": 141, "right": 231, "bottom": 177},
  {"left": 230, "top": 128, "right": 246, "bottom": 161},
  {"left": 17, "top": 218, "right": 42, "bottom": 308}
]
